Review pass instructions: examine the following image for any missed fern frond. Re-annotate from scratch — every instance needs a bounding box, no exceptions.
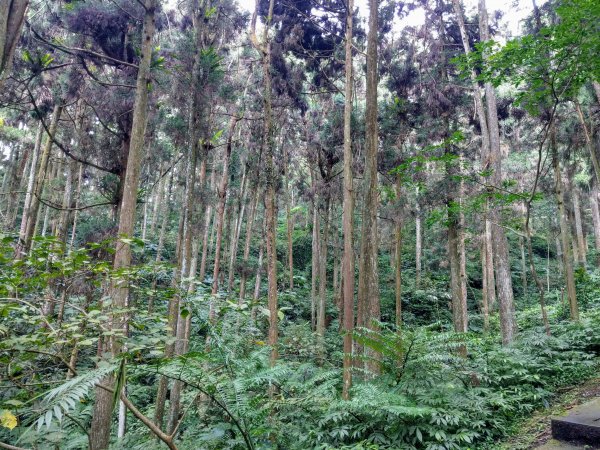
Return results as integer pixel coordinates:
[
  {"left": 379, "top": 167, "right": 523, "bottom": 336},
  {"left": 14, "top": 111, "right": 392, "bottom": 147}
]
[{"left": 34, "top": 364, "right": 116, "bottom": 431}]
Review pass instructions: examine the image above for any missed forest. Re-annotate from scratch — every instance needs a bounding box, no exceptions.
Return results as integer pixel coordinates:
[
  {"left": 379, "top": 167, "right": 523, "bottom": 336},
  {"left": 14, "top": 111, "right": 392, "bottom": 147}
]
[{"left": 0, "top": 0, "right": 599, "bottom": 448}]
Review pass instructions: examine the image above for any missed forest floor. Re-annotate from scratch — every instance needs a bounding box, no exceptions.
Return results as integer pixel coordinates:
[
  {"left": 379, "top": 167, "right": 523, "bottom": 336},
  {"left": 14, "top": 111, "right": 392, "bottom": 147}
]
[{"left": 498, "top": 376, "right": 600, "bottom": 449}]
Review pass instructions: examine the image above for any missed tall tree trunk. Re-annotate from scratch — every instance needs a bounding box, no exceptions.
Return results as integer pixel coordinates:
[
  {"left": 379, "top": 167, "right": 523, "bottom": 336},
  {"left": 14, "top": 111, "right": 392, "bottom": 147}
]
[
  {"left": 415, "top": 189, "right": 422, "bottom": 288},
  {"left": 551, "top": 127, "right": 579, "bottom": 321},
  {"left": 250, "top": 0, "right": 278, "bottom": 366},
  {"left": 16, "top": 107, "right": 62, "bottom": 258},
  {"left": 394, "top": 173, "right": 403, "bottom": 330},
  {"left": 56, "top": 161, "right": 74, "bottom": 245},
  {"left": 239, "top": 186, "right": 259, "bottom": 301},
  {"left": 167, "top": 100, "right": 204, "bottom": 436},
  {"left": 154, "top": 168, "right": 174, "bottom": 264},
  {"left": 200, "top": 169, "right": 216, "bottom": 281},
  {"left": 89, "top": 3, "right": 156, "bottom": 447},
  {"left": 253, "top": 215, "right": 267, "bottom": 303},
  {"left": 228, "top": 164, "right": 248, "bottom": 291},
  {"left": 572, "top": 188, "right": 586, "bottom": 266},
  {"left": 480, "top": 235, "right": 489, "bottom": 331},
  {"left": 149, "top": 162, "right": 166, "bottom": 237},
  {"left": 484, "top": 211, "right": 496, "bottom": 310},
  {"left": 2, "top": 144, "right": 19, "bottom": 230},
  {"left": 519, "top": 236, "right": 528, "bottom": 293},
  {"left": 342, "top": 129, "right": 356, "bottom": 388},
  {"left": 316, "top": 194, "right": 331, "bottom": 353},
  {"left": 453, "top": 0, "right": 497, "bottom": 317},
  {"left": 447, "top": 145, "right": 467, "bottom": 334},
  {"left": 310, "top": 175, "right": 320, "bottom": 331},
  {"left": 357, "top": 0, "right": 380, "bottom": 375},
  {"left": 211, "top": 117, "right": 238, "bottom": 298},
  {"left": 479, "top": 0, "right": 516, "bottom": 344},
  {"left": 9, "top": 145, "right": 31, "bottom": 231},
  {"left": 68, "top": 164, "right": 84, "bottom": 252},
  {"left": 453, "top": 0, "right": 497, "bottom": 315},
  {"left": 285, "top": 148, "right": 294, "bottom": 289}
]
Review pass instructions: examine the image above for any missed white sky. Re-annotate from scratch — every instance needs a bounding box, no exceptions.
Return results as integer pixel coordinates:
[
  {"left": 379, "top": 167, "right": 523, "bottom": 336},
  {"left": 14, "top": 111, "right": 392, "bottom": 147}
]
[{"left": 236, "top": 0, "right": 542, "bottom": 37}]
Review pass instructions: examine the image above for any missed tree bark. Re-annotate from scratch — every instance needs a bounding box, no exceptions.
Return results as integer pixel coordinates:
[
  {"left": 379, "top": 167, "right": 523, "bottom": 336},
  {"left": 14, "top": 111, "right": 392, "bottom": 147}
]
[
  {"left": 250, "top": 0, "right": 278, "bottom": 366},
  {"left": 239, "top": 186, "right": 259, "bottom": 301},
  {"left": 357, "top": 0, "right": 380, "bottom": 375},
  {"left": 149, "top": 162, "right": 166, "bottom": 237},
  {"left": 447, "top": 140, "right": 467, "bottom": 334},
  {"left": 415, "top": 189, "right": 422, "bottom": 288},
  {"left": 479, "top": 0, "right": 517, "bottom": 344},
  {"left": 316, "top": 194, "right": 331, "bottom": 354},
  {"left": 285, "top": 148, "right": 294, "bottom": 289},
  {"left": 590, "top": 188, "right": 600, "bottom": 264},
  {"left": 551, "top": 127, "right": 579, "bottom": 321},
  {"left": 211, "top": 117, "right": 239, "bottom": 297},
  {"left": 2, "top": 143, "right": 22, "bottom": 231},
  {"left": 394, "top": 173, "right": 403, "bottom": 330},
  {"left": 572, "top": 188, "right": 586, "bottom": 266},
  {"left": 90, "top": 3, "right": 156, "bottom": 447},
  {"left": 310, "top": 174, "right": 320, "bottom": 331},
  {"left": 68, "top": 164, "right": 84, "bottom": 252},
  {"left": 0, "top": 0, "right": 29, "bottom": 88},
  {"left": 228, "top": 164, "right": 248, "bottom": 291},
  {"left": 200, "top": 169, "right": 216, "bottom": 281}
]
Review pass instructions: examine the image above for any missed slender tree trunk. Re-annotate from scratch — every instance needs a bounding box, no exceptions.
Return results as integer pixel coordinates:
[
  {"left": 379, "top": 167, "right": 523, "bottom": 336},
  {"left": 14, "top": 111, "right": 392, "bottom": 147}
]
[
  {"left": 447, "top": 145, "right": 467, "bottom": 334},
  {"left": 90, "top": 3, "right": 156, "bottom": 447},
  {"left": 357, "top": 0, "right": 380, "bottom": 375},
  {"left": 68, "top": 164, "right": 84, "bottom": 253},
  {"left": 310, "top": 185, "right": 320, "bottom": 331},
  {"left": 228, "top": 164, "right": 248, "bottom": 291},
  {"left": 479, "top": 0, "right": 516, "bottom": 344},
  {"left": 56, "top": 156, "right": 77, "bottom": 246},
  {"left": 239, "top": 186, "right": 259, "bottom": 301},
  {"left": 149, "top": 162, "right": 166, "bottom": 237},
  {"left": 16, "top": 107, "right": 62, "bottom": 258},
  {"left": 285, "top": 148, "right": 294, "bottom": 289},
  {"left": 200, "top": 169, "right": 216, "bottom": 281},
  {"left": 341, "top": 0, "right": 354, "bottom": 396},
  {"left": 415, "top": 190, "right": 422, "bottom": 288},
  {"left": 480, "top": 235, "right": 489, "bottom": 331},
  {"left": 167, "top": 107, "right": 203, "bottom": 436},
  {"left": 523, "top": 208, "right": 551, "bottom": 335},
  {"left": 9, "top": 144, "right": 31, "bottom": 231},
  {"left": 484, "top": 213, "right": 496, "bottom": 310},
  {"left": 317, "top": 195, "right": 331, "bottom": 352},
  {"left": 148, "top": 168, "right": 173, "bottom": 316},
  {"left": 211, "top": 117, "right": 238, "bottom": 298},
  {"left": 253, "top": 218, "right": 266, "bottom": 302},
  {"left": 2, "top": 144, "right": 21, "bottom": 231},
  {"left": 154, "top": 169, "right": 174, "bottom": 264},
  {"left": 519, "top": 236, "right": 528, "bottom": 294},
  {"left": 453, "top": 0, "right": 497, "bottom": 317},
  {"left": 551, "top": 127, "right": 579, "bottom": 321},
  {"left": 572, "top": 189, "right": 586, "bottom": 266},
  {"left": 394, "top": 173, "right": 403, "bottom": 330}
]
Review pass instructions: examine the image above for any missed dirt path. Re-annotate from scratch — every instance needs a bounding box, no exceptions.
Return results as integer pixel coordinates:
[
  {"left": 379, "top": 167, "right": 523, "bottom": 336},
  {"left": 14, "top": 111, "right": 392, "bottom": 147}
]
[{"left": 498, "top": 377, "right": 600, "bottom": 449}]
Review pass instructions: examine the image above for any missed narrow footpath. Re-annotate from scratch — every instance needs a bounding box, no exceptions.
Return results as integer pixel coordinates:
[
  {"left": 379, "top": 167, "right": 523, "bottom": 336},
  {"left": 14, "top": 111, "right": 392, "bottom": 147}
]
[{"left": 500, "top": 377, "right": 600, "bottom": 449}]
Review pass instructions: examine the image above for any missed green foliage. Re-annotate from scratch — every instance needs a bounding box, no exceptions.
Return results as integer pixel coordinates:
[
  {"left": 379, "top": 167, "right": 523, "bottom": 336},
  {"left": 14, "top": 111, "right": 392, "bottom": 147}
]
[{"left": 457, "top": 0, "right": 600, "bottom": 113}]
